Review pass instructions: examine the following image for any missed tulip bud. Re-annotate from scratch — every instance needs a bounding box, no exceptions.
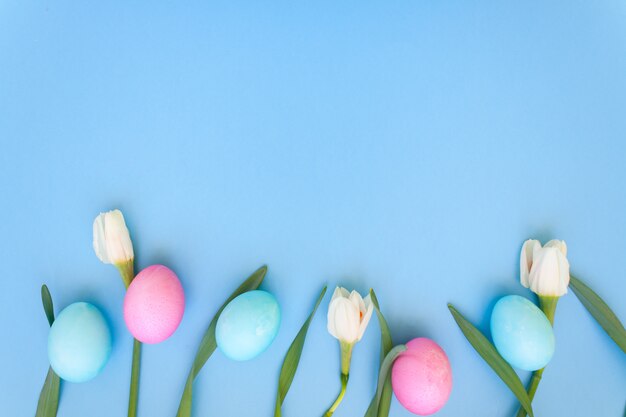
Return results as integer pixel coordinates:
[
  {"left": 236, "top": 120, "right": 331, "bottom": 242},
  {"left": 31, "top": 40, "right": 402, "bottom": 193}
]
[
  {"left": 93, "top": 209, "right": 135, "bottom": 287},
  {"left": 520, "top": 239, "right": 570, "bottom": 325},
  {"left": 327, "top": 287, "right": 374, "bottom": 347},
  {"left": 520, "top": 239, "right": 570, "bottom": 298}
]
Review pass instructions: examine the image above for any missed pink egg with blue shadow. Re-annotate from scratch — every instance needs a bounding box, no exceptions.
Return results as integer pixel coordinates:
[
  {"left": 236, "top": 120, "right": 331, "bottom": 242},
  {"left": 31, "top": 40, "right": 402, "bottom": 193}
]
[
  {"left": 123, "top": 265, "right": 185, "bottom": 344},
  {"left": 391, "top": 338, "right": 452, "bottom": 415}
]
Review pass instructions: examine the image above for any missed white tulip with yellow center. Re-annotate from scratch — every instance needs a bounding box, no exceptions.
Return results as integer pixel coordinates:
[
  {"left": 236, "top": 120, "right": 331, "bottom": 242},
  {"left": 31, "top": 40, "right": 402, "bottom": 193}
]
[
  {"left": 93, "top": 209, "right": 135, "bottom": 288},
  {"left": 324, "top": 287, "right": 374, "bottom": 417}
]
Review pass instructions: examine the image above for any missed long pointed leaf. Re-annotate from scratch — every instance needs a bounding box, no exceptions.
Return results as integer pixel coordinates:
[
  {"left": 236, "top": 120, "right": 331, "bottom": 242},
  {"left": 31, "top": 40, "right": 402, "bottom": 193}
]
[
  {"left": 36, "top": 367, "right": 60, "bottom": 417},
  {"left": 36, "top": 285, "right": 60, "bottom": 417},
  {"left": 41, "top": 285, "right": 54, "bottom": 327},
  {"left": 369, "top": 290, "right": 393, "bottom": 361},
  {"left": 176, "top": 266, "right": 268, "bottom": 417},
  {"left": 570, "top": 275, "right": 626, "bottom": 353},
  {"left": 364, "top": 289, "right": 394, "bottom": 417},
  {"left": 448, "top": 303, "right": 534, "bottom": 417},
  {"left": 274, "top": 286, "right": 327, "bottom": 417},
  {"left": 364, "top": 345, "right": 406, "bottom": 417}
]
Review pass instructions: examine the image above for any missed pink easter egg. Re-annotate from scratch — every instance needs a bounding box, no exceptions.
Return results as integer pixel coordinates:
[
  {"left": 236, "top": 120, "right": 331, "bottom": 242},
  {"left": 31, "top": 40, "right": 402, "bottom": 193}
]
[
  {"left": 391, "top": 337, "right": 452, "bottom": 415},
  {"left": 123, "top": 265, "right": 185, "bottom": 344}
]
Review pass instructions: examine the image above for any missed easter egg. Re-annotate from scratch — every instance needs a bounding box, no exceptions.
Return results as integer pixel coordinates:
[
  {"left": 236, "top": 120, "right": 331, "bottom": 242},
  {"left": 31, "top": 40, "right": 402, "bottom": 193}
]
[
  {"left": 124, "top": 265, "right": 185, "bottom": 344},
  {"left": 48, "top": 302, "right": 112, "bottom": 383},
  {"left": 490, "top": 295, "right": 555, "bottom": 371},
  {"left": 391, "top": 338, "right": 452, "bottom": 416},
  {"left": 216, "top": 290, "right": 281, "bottom": 361}
]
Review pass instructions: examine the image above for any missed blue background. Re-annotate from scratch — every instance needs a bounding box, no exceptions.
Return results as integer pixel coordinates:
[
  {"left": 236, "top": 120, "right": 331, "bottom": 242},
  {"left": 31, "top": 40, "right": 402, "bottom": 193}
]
[{"left": 1, "top": 1, "right": 625, "bottom": 416}]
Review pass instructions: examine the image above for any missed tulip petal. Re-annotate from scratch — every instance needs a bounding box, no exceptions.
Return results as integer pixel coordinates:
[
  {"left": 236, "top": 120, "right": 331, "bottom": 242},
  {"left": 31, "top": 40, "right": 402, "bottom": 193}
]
[
  {"left": 105, "top": 210, "right": 134, "bottom": 262},
  {"left": 328, "top": 287, "right": 352, "bottom": 340},
  {"left": 92, "top": 214, "right": 110, "bottom": 264},
  {"left": 520, "top": 240, "right": 540, "bottom": 288},
  {"left": 349, "top": 290, "right": 366, "bottom": 313},
  {"left": 555, "top": 249, "right": 570, "bottom": 294},
  {"left": 545, "top": 239, "right": 567, "bottom": 257},
  {"left": 327, "top": 297, "right": 360, "bottom": 343},
  {"left": 529, "top": 247, "right": 570, "bottom": 297},
  {"left": 357, "top": 294, "right": 374, "bottom": 341},
  {"left": 331, "top": 287, "right": 350, "bottom": 301},
  {"left": 93, "top": 210, "right": 134, "bottom": 265}
]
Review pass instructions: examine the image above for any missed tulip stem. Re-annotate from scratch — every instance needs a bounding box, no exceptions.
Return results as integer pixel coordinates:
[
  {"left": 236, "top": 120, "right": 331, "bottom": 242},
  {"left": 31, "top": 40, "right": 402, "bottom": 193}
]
[
  {"left": 340, "top": 342, "right": 354, "bottom": 376},
  {"left": 538, "top": 296, "right": 558, "bottom": 326},
  {"left": 514, "top": 368, "right": 543, "bottom": 417},
  {"left": 117, "top": 260, "right": 140, "bottom": 417},
  {"left": 117, "top": 260, "right": 135, "bottom": 289},
  {"left": 323, "top": 373, "right": 348, "bottom": 417},
  {"left": 128, "top": 338, "right": 142, "bottom": 417},
  {"left": 515, "top": 296, "right": 558, "bottom": 417}
]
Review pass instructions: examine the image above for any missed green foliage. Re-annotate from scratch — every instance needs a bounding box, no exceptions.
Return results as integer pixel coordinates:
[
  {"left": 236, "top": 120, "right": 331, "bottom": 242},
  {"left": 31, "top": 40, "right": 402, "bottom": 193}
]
[
  {"left": 274, "top": 286, "right": 327, "bottom": 417},
  {"left": 36, "top": 285, "right": 60, "bottom": 417},
  {"left": 176, "top": 266, "right": 268, "bottom": 417},
  {"left": 448, "top": 303, "right": 534, "bottom": 417},
  {"left": 364, "top": 289, "right": 395, "bottom": 417},
  {"left": 570, "top": 275, "right": 625, "bottom": 353}
]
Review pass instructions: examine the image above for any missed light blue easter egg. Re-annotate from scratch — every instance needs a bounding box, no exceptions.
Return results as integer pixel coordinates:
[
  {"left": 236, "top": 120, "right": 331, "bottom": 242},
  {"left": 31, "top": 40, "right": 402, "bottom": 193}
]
[
  {"left": 48, "top": 302, "right": 112, "bottom": 383},
  {"left": 216, "top": 290, "right": 281, "bottom": 361},
  {"left": 490, "top": 295, "right": 555, "bottom": 371}
]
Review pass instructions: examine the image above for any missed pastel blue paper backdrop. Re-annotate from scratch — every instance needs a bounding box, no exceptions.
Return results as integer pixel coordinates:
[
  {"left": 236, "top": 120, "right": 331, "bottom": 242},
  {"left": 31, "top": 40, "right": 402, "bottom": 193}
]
[{"left": 1, "top": 1, "right": 625, "bottom": 416}]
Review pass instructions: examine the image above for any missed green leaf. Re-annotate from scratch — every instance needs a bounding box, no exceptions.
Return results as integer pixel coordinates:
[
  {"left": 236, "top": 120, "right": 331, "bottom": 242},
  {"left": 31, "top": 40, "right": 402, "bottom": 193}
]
[
  {"left": 36, "top": 367, "right": 60, "bottom": 417},
  {"left": 176, "top": 265, "right": 268, "bottom": 417},
  {"left": 364, "top": 289, "right": 394, "bottom": 417},
  {"left": 274, "top": 286, "right": 327, "bottom": 417},
  {"left": 41, "top": 285, "right": 55, "bottom": 326},
  {"left": 448, "top": 303, "right": 534, "bottom": 417},
  {"left": 36, "top": 285, "right": 60, "bottom": 417},
  {"left": 369, "top": 290, "right": 393, "bottom": 361},
  {"left": 570, "top": 275, "right": 626, "bottom": 353},
  {"left": 364, "top": 345, "right": 406, "bottom": 417}
]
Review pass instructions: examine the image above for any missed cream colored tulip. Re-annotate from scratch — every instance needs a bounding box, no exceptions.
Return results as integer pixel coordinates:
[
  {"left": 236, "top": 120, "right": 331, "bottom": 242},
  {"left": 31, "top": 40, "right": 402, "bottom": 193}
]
[
  {"left": 93, "top": 209, "right": 135, "bottom": 287},
  {"left": 327, "top": 287, "right": 374, "bottom": 344},
  {"left": 93, "top": 209, "right": 134, "bottom": 264},
  {"left": 520, "top": 239, "right": 570, "bottom": 297}
]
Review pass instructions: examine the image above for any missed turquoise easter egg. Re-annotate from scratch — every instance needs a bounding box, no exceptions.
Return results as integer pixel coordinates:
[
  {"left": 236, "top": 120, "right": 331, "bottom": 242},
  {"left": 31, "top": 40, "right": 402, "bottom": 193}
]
[
  {"left": 216, "top": 290, "right": 281, "bottom": 361},
  {"left": 48, "top": 302, "right": 112, "bottom": 382},
  {"left": 490, "top": 295, "right": 555, "bottom": 371}
]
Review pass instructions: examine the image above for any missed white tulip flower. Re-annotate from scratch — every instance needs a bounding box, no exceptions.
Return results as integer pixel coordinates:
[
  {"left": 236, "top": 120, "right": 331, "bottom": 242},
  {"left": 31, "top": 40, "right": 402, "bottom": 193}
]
[
  {"left": 520, "top": 238, "right": 571, "bottom": 327},
  {"left": 93, "top": 209, "right": 135, "bottom": 287},
  {"left": 520, "top": 239, "right": 570, "bottom": 298},
  {"left": 324, "top": 287, "right": 374, "bottom": 416},
  {"left": 327, "top": 287, "right": 374, "bottom": 345}
]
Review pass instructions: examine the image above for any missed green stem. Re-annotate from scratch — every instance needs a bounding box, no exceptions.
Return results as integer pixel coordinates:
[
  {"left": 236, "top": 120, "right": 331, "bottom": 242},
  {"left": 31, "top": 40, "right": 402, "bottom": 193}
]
[
  {"left": 515, "top": 296, "right": 559, "bottom": 417},
  {"left": 116, "top": 260, "right": 140, "bottom": 417},
  {"left": 116, "top": 260, "right": 135, "bottom": 289},
  {"left": 323, "top": 373, "right": 349, "bottom": 417},
  {"left": 128, "top": 338, "right": 142, "bottom": 417},
  {"left": 340, "top": 342, "right": 354, "bottom": 376},
  {"left": 514, "top": 369, "right": 543, "bottom": 417},
  {"left": 539, "top": 296, "right": 558, "bottom": 326}
]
